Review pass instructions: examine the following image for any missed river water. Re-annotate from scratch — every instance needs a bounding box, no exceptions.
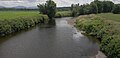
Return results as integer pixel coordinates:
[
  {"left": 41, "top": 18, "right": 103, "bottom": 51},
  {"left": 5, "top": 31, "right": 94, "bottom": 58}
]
[{"left": 0, "top": 17, "right": 100, "bottom": 58}]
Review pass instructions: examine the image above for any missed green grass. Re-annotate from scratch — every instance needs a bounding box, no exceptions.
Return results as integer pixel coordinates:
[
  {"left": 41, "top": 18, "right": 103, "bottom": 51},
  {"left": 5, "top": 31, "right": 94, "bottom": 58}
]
[
  {"left": 97, "top": 13, "right": 120, "bottom": 22},
  {"left": 0, "top": 11, "right": 40, "bottom": 20},
  {"left": 0, "top": 11, "right": 72, "bottom": 19}
]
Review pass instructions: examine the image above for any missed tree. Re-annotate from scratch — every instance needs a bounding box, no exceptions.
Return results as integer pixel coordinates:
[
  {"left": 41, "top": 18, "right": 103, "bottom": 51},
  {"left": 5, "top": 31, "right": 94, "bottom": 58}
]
[
  {"left": 90, "top": 2, "right": 98, "bottom": 14},
  {"left": 83, "top": 4, "right": 92, "bottom": 14},
  {"left": 92, "top": 0, "right": 103, "bottom": 13},
  {"left": 37, "top": 0, "right": 56, "bottom": 19},
  {"left": 102, "top": 1, "right": 114, "bottom": 13},
  {"left": 79, "top": 5, "right": 84, "bottom": 15},
  {"left": 71, "top": 3, "right": 80, "bottom": 17},
  {"left": 112, "top": 4, "right": 120, "bottom": 14}
]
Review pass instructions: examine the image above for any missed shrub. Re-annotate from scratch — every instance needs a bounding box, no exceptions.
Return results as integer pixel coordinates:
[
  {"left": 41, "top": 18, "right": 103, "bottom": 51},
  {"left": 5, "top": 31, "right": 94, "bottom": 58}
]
[
  {"left": 0, "top": 15, "right": 48, "bottom": 36},
  {"left": 75, "top": 16, "right": 120, "bottom": 58},
  {"left": 55, "top": 11, "right": 72, "bottom": 18}
]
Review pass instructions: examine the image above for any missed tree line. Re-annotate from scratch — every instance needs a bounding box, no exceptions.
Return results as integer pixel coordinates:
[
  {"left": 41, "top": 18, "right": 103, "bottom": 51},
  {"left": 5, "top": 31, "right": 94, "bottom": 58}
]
[{"left": 71, "top": 0, "right": 120, "bottom": 17}]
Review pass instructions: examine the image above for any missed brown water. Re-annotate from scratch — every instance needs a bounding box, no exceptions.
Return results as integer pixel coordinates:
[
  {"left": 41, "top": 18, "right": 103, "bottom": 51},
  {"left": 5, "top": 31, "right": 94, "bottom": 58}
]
[{"left": 0, "top": 17, "right": 100, "bottom": 58}]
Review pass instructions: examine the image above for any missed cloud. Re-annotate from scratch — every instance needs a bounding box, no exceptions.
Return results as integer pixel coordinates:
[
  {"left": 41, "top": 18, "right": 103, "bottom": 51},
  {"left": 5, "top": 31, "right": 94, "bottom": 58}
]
[{"left": 0, "top": 0, "right": 120, "bottom": 7}]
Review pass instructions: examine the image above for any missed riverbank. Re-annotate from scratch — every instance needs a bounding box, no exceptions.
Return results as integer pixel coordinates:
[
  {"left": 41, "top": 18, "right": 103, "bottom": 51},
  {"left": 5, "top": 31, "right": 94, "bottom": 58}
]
[
  {"left": 0, "top": 11, "right": 49, "bottom": 37},
  {"left": 67, "top": 15, "right": 107, "bottom": 58},
  {"left": 71, "top": 14, "right": 120, "bottom": 58}
]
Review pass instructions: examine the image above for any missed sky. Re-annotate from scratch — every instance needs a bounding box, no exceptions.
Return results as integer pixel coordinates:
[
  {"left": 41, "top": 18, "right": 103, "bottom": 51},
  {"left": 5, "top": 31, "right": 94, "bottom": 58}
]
[{"left": 0, "top": 0, "right": 120, "bottom": 7}]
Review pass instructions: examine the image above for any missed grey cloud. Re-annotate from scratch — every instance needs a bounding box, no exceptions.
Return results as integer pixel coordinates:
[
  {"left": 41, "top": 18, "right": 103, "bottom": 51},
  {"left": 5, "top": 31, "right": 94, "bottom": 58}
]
[{"left": 0, "top": 0, "right": 120, "bottom": 7}]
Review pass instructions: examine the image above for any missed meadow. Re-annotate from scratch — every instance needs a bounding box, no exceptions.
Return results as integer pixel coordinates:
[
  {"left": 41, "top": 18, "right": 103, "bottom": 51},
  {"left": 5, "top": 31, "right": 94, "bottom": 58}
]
[
  {"left": 0, "top": 11, "right": 40, "bottom": 19},
  {"left": 0, "top": 11, "right": 72, "bottom": 19},
  {"left": 97, "top": 13, "right": 120, "bottom": 22}
]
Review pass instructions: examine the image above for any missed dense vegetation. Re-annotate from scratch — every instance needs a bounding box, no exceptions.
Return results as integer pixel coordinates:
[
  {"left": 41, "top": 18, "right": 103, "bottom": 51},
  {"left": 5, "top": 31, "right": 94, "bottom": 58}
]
[
  {"left": 71, "top": 0, "right": 120, "bottom": 17},
  {"left": 0, "top": 11, "right": 48, "bottom": 36},
  {"left": 37, "top": 0, "right": 57, "bottom": 19},
  {"left": 75, "top": 14, "right": 120, "bottom": 58},
  {"left": 55, "top": 11, "right": 72, "bottom": 18}
]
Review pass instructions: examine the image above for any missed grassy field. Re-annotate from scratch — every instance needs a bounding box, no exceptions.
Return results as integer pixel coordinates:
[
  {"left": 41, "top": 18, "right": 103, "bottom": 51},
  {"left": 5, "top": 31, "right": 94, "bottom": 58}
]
[
  {"left": 97, "top": 13, "right": 120, "bottom": 22},
  {"left": 0, "top": 11, "right": 40, "bottom": 20},
  {"left": 0, "top": 11, "right": 72, "bottom": 19},
  {"left": 75, "top": 13, "right": 120, "bottom": 58}
]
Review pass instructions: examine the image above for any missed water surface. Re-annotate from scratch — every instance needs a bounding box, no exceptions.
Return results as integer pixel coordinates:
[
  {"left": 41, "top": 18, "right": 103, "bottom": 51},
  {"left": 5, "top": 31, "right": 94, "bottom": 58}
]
[{"left": 0, "top": 17, "right": 99, "bottom": 58}]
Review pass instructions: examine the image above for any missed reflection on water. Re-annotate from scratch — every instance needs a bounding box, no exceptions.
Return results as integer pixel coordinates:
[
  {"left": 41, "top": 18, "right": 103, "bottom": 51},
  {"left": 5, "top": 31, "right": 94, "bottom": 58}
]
[{"left": 0, "top": 17, "right": 100, "bottom": 58}]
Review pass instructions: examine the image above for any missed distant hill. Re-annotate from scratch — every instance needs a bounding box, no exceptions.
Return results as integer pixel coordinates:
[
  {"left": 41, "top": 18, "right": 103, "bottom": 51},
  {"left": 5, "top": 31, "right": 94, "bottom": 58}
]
[
  {"left": 12, "top": 6, "right": 38, "bottom": 9},
  {"left": 13, "top": 6, "right": 26, "bottom": 9},
  {"left": 0, "top": 6, "right": 5, "bottom": 8},
  {"left": 27, "top": 6, "right": 38, "bottom": 9}
]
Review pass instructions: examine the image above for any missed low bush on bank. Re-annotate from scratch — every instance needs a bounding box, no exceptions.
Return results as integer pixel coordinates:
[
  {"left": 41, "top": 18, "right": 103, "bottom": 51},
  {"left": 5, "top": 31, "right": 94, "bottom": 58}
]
[
  {"left": 55, "top": 11, "right": 72, "bottom": 18},
  {"left": 0, "top": 15, "right": 48, "bottom": 36},
  {"left": 75, "top": 15, "right": 120, "bottom": 58}
]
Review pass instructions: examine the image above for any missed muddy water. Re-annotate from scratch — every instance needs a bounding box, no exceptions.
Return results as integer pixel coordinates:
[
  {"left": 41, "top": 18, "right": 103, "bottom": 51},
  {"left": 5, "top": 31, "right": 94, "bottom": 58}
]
[{"left": 0, "top": 17, "right": 99, "bottom": 58}]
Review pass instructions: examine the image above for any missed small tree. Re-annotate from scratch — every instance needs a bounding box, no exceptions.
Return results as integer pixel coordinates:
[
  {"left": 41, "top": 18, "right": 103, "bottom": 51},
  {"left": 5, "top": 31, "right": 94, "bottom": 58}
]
[
  {"left": 90, "top": 3, "right": 98, "bottom": 14},
  {"left": 79, "top": 5, "right": 84, "bottom": 15},
  {"left": 37, "top": 0, "right": 56, "bottom": 19},
  {"left": 71, "top": 3, "right": 80, "bottom": 17}
]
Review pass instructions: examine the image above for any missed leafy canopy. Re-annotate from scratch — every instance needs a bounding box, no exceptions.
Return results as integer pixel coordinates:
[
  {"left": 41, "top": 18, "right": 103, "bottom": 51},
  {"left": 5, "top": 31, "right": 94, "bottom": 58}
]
[{"left": 37, "top": 0, "right": 57, "bottom": 19}]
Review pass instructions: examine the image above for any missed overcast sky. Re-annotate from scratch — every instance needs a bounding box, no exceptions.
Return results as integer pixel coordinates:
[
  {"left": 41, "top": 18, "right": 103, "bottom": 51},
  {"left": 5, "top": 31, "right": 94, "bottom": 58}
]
[{"left": 0, "top": 0, "right": 120, "bottom": 7}]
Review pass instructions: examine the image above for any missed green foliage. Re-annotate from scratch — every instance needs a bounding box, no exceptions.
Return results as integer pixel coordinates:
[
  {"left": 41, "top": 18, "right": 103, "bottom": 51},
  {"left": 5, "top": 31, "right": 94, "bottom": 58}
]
[
  {"left": 37, "top": 0, "right": 57, "bottom": 19},
  {"left": 112, "top": 4, "right": 120, "bottom": 14},
  {"left": 79, "top": 5, "right": 84, "bottom": 15},
  {"left": 101, "top": 37, "right": 120, "bottom": 58},
  {"left": 71, "top": 4, "right": 80, "bottom": 17},
  {"left": 83, "top": 4, "right": 93, "bottom": 14},
  {"left": 90, "top": 2, "right": 98, "bottom": 14},
  {"left": 75, "top": 15, "right": 120, "bottom": 58},
  {"left": 55, "top": 11, "right": 72, "bottom": 18},
  {"left": 57, "top": 7, "right": 71, "bottom": 11},
  {"left": 93, "top": 0, "right": 103, "bottom": 13},
  {"left": 75, "top": 16, "right": 110, "bottom": 39},
  {"left": 102, "top": 1, "right": 114, "bottom": 13},
  {"left": 71, "top": 0, "right": 118, "bottom": 16},
  {"left": 0, "top": 13, "right": 48, "bottom": 36}
]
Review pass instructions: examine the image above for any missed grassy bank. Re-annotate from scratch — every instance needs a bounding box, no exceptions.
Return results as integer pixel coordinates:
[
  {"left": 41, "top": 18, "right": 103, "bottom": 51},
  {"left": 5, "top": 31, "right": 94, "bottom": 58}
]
[
  {"left": 55, "top": 11, "right": 72, "bottom": 18},
  {"left": 0, "top": 11, "right": 48, "bottom": 36},
  {"left": 75, "top": 14, "right": 120, "bottom": 58}
]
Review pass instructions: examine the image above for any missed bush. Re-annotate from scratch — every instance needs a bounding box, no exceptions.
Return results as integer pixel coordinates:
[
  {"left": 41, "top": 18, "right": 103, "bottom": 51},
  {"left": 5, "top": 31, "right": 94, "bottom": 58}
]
[
  {"left": 75, "top": 16, "right": 120, "bottom": 58},
  {"left": 55, "top": 11, "right": 72, "bottom": 18},
  {"left": 101, "top": 38, "right": 120, "bottom": 58},
  {"left": 0, "top": 15, "right": 48, "bottom": 36}
]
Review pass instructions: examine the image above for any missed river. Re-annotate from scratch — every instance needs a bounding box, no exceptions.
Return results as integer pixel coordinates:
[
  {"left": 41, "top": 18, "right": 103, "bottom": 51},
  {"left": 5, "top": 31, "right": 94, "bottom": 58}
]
[{"left": 0, "top": 17, "right": 100, "bottom": 58}]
